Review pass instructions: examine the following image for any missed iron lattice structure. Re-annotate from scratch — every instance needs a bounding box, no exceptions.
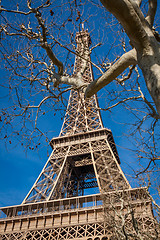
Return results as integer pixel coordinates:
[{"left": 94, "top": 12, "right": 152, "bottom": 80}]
[{"left": 0, "top": 28, "right": 159, "bottom": 240}]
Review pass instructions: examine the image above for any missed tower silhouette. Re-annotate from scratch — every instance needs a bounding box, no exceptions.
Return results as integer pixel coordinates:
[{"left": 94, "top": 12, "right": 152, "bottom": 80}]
[{"left": 0, "top": 28, "right": 158, "bottom": 239}]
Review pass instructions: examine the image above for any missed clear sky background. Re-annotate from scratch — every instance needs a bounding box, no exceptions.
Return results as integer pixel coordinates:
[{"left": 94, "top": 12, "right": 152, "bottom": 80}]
[{"left": 0, "top": 0, "right": 159, "bottom": 210}]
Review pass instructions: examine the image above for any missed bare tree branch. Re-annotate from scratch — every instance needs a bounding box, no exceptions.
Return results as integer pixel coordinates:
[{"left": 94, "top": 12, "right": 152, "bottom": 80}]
[
  {"left": 85, "top": 49, "right": 137, "bottom": 98},
  {"left": 136, "top": 156, "right": 160, "bottom": 176},
  {"left": 146, "top": 0, "right": 157, "bottom": 26},
  {"left": 100, "top": 0, "right": 149, "bottom": 49},
  {"left": 99, "top": 96, "right": 141, "bottom": 111},
  {"left": 33, "top": 8, "right": 64, "bottom": 75}
]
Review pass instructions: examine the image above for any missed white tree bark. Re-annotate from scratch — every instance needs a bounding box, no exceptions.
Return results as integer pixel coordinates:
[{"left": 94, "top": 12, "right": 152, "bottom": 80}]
[
  {"left": 85, "top": 0, "right": 160, "bottom": 116},
  {"left": 137, "top": 39, "right": 160, "bottom": 115},
  {"left": 85, "top": 49, "right": 137, "bottom": 97}
]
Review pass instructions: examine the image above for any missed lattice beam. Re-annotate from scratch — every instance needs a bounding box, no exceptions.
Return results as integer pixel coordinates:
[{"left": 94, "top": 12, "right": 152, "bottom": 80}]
[{"left": 0, "top": 28, "right": 157, "bottom": 240}]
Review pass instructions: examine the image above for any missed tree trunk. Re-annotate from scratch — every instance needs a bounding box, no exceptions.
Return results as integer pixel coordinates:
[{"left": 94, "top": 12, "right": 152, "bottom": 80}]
[
  {"left": 100, "top": 0, "right": 160, "bottom": 116},
  {"left": 137, "top": 39, "right": 160, "bottom": 115}
]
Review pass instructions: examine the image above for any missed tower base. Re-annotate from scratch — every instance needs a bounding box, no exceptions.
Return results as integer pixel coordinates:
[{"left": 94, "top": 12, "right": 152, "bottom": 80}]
[{"left": 0, "top": 188, "right": 158, "bottom": 239}]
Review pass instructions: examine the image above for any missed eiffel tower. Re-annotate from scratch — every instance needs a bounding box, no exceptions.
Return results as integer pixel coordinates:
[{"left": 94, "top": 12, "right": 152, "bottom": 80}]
[{"left": 0, "top": 27, "right": 158, "bottom": 239}]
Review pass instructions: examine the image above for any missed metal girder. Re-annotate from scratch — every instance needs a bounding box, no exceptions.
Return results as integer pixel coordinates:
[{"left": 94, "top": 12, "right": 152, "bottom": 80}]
[
  {"left": 0, "top": 28, "right": 157, "bottom": 239},
  {"left": 0, "top": 189, "right": 158, "bottom": 239},
  {"left": 21, "top": 28, "right": 130, "bottom": 204}
]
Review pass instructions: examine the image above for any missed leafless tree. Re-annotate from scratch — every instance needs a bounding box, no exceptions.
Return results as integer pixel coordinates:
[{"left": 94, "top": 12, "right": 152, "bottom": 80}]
[
  {"left": 102, "top": 188, "right": 160, "bottom": 239},
  {"left": 86, "top": 0, "right": 160, "bottom": 115},
  {"left": 0, "top": 1, "right": 159, "bottom": 188}
]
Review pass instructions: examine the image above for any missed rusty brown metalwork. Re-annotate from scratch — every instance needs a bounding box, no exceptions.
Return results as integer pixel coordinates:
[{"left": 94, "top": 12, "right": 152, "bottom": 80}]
[{"left": 0, "top": 28, "right": 158, "bottom": 240}]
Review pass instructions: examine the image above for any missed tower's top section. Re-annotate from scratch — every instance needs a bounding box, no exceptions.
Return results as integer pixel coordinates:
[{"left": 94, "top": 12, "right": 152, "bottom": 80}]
[
  {"left": 73, "top": 26, "right": 92, "bottom": 83},
  {"left": 59, "top": 28, "right": 103, "bottom": 136},
  {"left": 75, "top": 27, "right": 91, "bottom": 47}
]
